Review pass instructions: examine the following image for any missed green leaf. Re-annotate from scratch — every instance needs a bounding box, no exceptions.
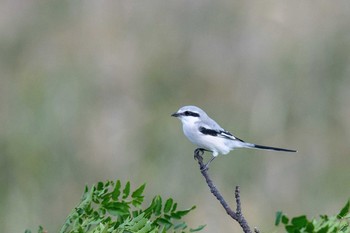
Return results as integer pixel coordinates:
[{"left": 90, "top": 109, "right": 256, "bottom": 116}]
[
  {"left": 317, "top": 225, "right": 329, "bottom": 233},
  {"left": 338, "top": 200, "right": 350, "bottom": 219},
  {"left": 131, "top": 183, "right": 146, "bottom": 198},
  {"left": 132, "top": 198, "right": 144, "bottom": 207},
  {"left": 154, "top": 196, "right": 162, "bottom": 216},
  {"left": 130, "top": 215, "right": 148, "bottom": 231},
  {"left": 82, "top": 185, "right": 89, "bottom": 199},
  {"left": 282, "top": 215, "right": 289, "bottom": 224},
  {"left": 136, "top": 221, "right": 153, "bottom": 233},
  {"left": 275, "top": 211, "right": 283, "bottom": 226},
  {"left": 38, "top": 226, "right": 44, "bottom": 233},
  {"left": 340, "top": 222, "right": 349, "bottom": 232},
  {"left": 101, "top": 194, "right": 112, "bottom": 206},
  {"left": 160, "top": 226, "right": 166, "bottom": 233},
  {"left": 132, "top": 210, "right": 139, "bottom": 217},
  {"left": 291, "top": 215, "right": 308, "bottom": 228},
  {"left": 104, "top": 202, "right": 130, "bottom": 217},
  {"left": 285, "top": 225, "right": 297, "bottom": 233},
  {"left": 143, "top": 198, "right": 157, "bottom": 217},
  {"left": 163, "top": 214, "right": 171, "bottom": 220},
  {"left": 190, "top": 225, "right": 206, "bottom": 232},
  {"left": 156, "top": 217, "right": 173, "bottom": 229},
  {"left": 112, "top": 180, "right": 121, "bottom": 200},
  {"left": 174, "top": 222, "right": 187, "bottom": 230},
  {"left": 97, "top": 182, "right": 104, "bottom": 191},
  {"left": 305, "top": 222, "right": 315, "bottom": 233},
  {"left": 122, "top": 181, "right": 130, "bottom": 199},
  {"left": 171, "top": 202, "right": 177, "bottom": 212},
  {"left": 100, "top": 223, "right": 109, "bottom": 233},
  {"left": 164, "top": 198, "right": 173, "bottom": 213},
  {"left": 172, "top": 206, "right": 196, "bottom": 219},
  {"left": 148, "top": 228, "right": 158, "bottom": 233}
]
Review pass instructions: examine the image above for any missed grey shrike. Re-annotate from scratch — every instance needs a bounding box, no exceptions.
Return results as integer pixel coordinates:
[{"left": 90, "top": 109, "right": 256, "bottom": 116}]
[{"left": 171, "top": 105, "right": 296, "bottom": 169}]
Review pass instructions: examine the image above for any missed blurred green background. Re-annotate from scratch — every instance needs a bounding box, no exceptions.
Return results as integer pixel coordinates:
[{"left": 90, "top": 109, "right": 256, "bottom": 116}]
[{"left": 1, "top": 1, "right": 350, "bottom": 232}]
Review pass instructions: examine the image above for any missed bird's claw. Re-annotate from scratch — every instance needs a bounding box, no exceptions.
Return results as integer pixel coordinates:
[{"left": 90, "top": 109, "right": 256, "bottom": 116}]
[
  {"left": 194, "top": 148, "right": 205, "bottom": 156},
  {"left": 194, "top": 148, "right": 205, "bottom": 161},
  {"left": 194, "top": 148, "right": 213, "bottom": 171}
]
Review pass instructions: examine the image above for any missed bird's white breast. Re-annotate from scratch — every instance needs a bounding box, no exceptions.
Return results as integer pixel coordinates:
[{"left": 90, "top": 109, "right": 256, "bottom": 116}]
[{"left": 182, "top": 123, "right": 231, "bottom": 156}]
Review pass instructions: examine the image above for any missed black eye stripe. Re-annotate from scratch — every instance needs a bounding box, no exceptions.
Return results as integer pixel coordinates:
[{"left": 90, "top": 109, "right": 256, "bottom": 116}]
[{"left": 183, "top": 111, "right": 200, "bottom": 117}]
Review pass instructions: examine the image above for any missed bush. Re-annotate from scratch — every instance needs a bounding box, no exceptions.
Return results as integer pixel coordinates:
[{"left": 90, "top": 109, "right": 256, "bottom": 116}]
[
  {"left": 25, "top": 180, "right": 205, "bottom": 233},
  {"left": 275, "top": 200, "right": 350, "bottom": 233}
]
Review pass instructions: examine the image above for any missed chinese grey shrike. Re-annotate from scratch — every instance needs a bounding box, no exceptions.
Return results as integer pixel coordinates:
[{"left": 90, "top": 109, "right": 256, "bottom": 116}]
[{"left": 171, "top": 105, "right": 296, "bottom": 169}]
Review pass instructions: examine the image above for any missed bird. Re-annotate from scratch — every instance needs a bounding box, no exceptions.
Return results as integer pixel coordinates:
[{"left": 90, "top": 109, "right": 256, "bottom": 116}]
[{"left": 171, "top": 105, "right": 296, "bottom": 170}]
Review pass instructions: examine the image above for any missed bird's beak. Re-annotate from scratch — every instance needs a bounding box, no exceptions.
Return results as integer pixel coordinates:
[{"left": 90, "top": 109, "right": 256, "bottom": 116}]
[{"left": 171, "top": 112, "right": 180, "bottom": 117}]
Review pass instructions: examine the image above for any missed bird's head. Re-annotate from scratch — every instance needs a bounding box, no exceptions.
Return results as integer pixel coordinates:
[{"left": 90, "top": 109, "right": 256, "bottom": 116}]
[{"left": 171, "top": 105, "right": 206, "bottom": 125}]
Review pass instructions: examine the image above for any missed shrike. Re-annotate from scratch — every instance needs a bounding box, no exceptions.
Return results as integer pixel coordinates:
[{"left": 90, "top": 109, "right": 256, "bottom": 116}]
[{"left": 171, "top": 105, "right": 296, "bottom": 169}]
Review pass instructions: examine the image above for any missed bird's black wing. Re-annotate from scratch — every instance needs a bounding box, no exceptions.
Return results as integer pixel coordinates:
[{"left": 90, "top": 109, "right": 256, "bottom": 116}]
[{"left": 198, "top": 126, "right": 244, "bottom": 142}]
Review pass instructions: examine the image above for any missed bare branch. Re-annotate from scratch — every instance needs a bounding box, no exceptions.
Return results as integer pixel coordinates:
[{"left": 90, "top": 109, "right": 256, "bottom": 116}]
[
  {"left": 235, "top": 186, "right": 242, "bottom": 216},
  {"left": 194, "top": 149, "right": 255, "bottom": 233}
]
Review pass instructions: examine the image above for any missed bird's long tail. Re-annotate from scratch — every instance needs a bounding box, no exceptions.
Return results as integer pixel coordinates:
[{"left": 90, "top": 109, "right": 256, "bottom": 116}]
[{"left": 244, "top": 143, "right": 297, "bottom": 152}]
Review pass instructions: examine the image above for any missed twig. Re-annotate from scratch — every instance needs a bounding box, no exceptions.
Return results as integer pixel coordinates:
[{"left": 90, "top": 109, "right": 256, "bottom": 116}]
[{"left": 194, "top": 149, "right": 255, "bottom": 233}]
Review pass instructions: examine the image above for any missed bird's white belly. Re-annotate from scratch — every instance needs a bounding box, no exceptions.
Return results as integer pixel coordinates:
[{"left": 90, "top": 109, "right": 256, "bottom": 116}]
[
  {"left": 198, "top": 135, "right": 232, "bottom": 155},
  {"left": 183, "top": 126, "right": 231, "bottom": 156}
]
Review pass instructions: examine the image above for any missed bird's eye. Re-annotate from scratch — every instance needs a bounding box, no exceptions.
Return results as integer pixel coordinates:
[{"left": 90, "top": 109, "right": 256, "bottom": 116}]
[{"left": 183, "top": 111, "right": 200, "bottom": 117}]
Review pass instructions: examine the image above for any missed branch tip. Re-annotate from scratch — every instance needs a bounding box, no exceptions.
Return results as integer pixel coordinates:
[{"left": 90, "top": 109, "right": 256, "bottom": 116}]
[{"left": 193, "top": 149, "right": 253, "bottom": 233}]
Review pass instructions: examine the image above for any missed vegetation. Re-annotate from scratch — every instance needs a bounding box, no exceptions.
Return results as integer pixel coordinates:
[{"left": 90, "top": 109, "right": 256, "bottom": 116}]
[
  {"left": 25, "top": 180, "right": 205, "bottom": 233},
  {"left": 24, "top": 179, "right": 350, "bottom": 233},
  {"left": 275, "top": 200, "right": 350, "bottom": 233}
]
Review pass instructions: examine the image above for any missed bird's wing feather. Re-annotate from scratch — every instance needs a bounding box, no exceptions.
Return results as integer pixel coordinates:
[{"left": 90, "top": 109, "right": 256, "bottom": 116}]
[{"left": 198, "top": 126, "right": 244, "bottom": 142}]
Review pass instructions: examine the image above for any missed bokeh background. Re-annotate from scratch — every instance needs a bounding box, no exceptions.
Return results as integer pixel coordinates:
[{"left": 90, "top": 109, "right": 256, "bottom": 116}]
[{"left": 1, "top": 1, "right": 350, "bottom": 232}]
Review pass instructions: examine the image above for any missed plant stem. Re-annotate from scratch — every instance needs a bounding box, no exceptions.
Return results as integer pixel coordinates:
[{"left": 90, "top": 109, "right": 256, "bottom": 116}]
[{"left": 194, "top": 149, "right": 254, "bottom": 233}]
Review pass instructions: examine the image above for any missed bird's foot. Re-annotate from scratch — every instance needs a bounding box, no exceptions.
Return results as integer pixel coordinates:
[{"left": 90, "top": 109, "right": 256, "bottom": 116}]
[
  {"left": 194, "top": 148, "right": 211, "bottom": 160},
  {"left": 202, "top": 156, "right": 216, "bottom": 171},
  {"left": 194, "top": 148, "right": 214, "bottom": 171},
  {"left": 194, "top": 148, "right": 205, "bottom": 157}
]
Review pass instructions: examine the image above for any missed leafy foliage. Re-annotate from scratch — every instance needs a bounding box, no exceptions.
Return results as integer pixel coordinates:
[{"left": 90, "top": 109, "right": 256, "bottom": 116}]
[
  {"left": 26, "top": 180, "right": 205, "bottom": 233},
  {"left": 275, "top": 200, "right": 350, "bottom": 233}
]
